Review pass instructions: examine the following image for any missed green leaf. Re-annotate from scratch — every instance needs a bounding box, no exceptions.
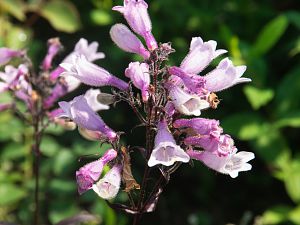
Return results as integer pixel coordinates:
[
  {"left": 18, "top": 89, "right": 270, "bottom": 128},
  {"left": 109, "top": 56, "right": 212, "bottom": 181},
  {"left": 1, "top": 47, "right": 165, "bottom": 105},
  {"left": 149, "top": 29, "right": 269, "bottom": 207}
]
[
  {"left": 275, "top": 111, "right": 300, "bottom": 128},
  {"left": 251, "top": 15, "right": 288, "bottom": 56},
  {"left": 260, "top": 205, "right": 291, "bottom": 224},
  {"left": 53, "top": 149, "right": 75, "bottom": 176},
  {"left": 49, "top": 202, "right": 79, "bottom": 224},
  {"left": 40, "top": 0, "right": 81, "bottom": 33},
  {"left": 0, "top": 112, "right": 24, "bottom": 141},
  {"left": 289, "top": 205, "right": 300, "bottom": 224},
  {"left": 40, "top": 135, "right": 60, "bottom": 157},
  {"left": 1, "top": 142, "right": 29, "bottom": 160},
  {"left": 0, "top": 0, "right": 26, "bottom": 21},
  {"left": 49, "top": 179, "right": 76, "bottom": 196},
  {"left": 275, "top": 66, "right": 300, "bottom": 115},
  {"left": 90, "top": 9, "right": 112, "bottom": 26},
  {"left": 282, "top": 159, "right": 300, "bottom": 203},
  {"left": 221, "top": 112, "right": 264, "bottom": 140},
  {"left": 244, "top": 86, "right": 274, "bottom": 110},
  {"left": 286, "top": 11, "right": 300, "bottom": 30},
  {"left": 0, "top": 183, "right": 26, "bottom": 206}
]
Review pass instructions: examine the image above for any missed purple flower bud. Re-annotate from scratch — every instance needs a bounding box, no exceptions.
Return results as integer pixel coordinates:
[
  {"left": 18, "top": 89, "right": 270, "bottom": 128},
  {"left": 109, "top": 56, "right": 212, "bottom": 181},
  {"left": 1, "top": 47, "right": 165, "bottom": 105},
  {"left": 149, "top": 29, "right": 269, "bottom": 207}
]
[
  {"left": 0, "top": 48, "right": 24, "bottom": 66},
  {"left": 168, "top": 85, "right": 210, "bottom": 116},
  {"left": 125, "top": 62, "right": 150, "bottom": 102},
  {"left": 58, "top": 95, "right": 117, "bottom": 141},
  {"left": 185, "top": 134, "right": 236, "bottom": 157},
  {"left": 187, "top": 149, "right": 254, "bottom": 178},
  {"left": 42, "top": 38, "right": 62, "bottom": 70},
  {"left": 110, "top": 24, "right": 150, "bottom": 59},
  {"left": 204, "top": 58, "right": 251, "bottom": 92},
  {"left": 92, "top": 164, "right": 122, "bottom": 199},
  {"left": 76, "top": 149, "right": 117, "bottom": 194},
  {"left": 180, "top": 37, "right": 226, "bottom": 74},
  {"left": 50, "top": 38, "right": 105, "bottom": 81},
  {"left": 173, "top": 118, "right": 223, "bottom": 137},
  {"left": 148, "top": 120, "right": 190, "bottom": 167},
  {"left": 60, "top": 55, "right": 129, "bottom": 90},
  {"left": 112, "top": 0, "right": 157, "bottom": 50}
]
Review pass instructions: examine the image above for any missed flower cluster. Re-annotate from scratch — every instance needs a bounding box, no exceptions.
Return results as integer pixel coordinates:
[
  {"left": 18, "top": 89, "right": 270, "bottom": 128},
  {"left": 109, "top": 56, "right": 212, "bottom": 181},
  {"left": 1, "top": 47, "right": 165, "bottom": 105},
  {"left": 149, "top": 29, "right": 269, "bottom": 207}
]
[{"left": 51, "top": 0, "right": 255, "bottom": 208}]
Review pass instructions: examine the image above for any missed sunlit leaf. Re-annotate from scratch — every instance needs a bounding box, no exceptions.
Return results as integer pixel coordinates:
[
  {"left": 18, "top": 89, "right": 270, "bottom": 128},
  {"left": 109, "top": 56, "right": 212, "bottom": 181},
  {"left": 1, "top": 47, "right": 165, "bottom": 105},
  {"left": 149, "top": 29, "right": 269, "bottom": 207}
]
[
  {"left": 251, "top": 15, "right": 288, "bottom": 56},
  {"left": 289, "top": 205, "right": 300, "bottom": 224},
  {"left": 40, "top": 135, "right": 60, "bottom": 157},
  {"left": 0, "top": 183, "right": 26, "bottom": 206},
  {"left": 221, "top": 112, "right": 264, "bottom": 140},
  {"left": 0, "top": 0, "right": 26, "bottom": 21},
  {"left": 40, "top": 0, "right": 81, "bottom": 33},
  {"left": 275, "top": 111, "right": 300, "bottom": 128},
  {"left": 243, "top": 86, "right": 274, "bottom": 110},
  {"left": 283, "top": 159, "right": 300, "bottom": 203},
  {"left": 90, "top": 9, "right": 112, "bottom": 26},
  {"left": 260, "top": 205, "right": 291, "bottom": 224}
]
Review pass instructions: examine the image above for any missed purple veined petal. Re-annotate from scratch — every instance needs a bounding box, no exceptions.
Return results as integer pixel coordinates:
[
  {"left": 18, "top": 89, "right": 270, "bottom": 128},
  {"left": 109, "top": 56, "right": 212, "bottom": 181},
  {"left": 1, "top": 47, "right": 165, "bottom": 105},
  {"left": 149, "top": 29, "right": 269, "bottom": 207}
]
[
  {"left": 185, "top": 134, "right": 236, "bottom": 157},
  {"left": 204, "top": 58, "right": 250, "bottom": 92},
  {"left": 76, "top": 149, "right": 118, "bottom": 194},
  {"left": 42, "top": 38, "right": 62, "bottom": 70},
  {"left": 180, "top": 37, "right": 227, "bottom": 75},
  {"left": 187, "top": 149, "right": 254, "bottom": 178},
  {"left": 164, "top": 101, "right": 176, "bottom": 117},
  {"left": 168, "top": 85, "right": 210, "bottom": 116},
  {"left": 173, "top": 118, "right": 223, "bottom": 137},
  {"left": 92, "top": 164, "right": 122, "bottom": 199},
  {"left": 125, "top": 62, "right": 150, "bottom": 102},
  {"left": 58, "top": 95, "right": 117, "bottom": 141},
  {"left": 148, "top": 120, "right": 190, "bottom": 167},
  {"left": 110, "top": 24, "right": 150, "bottom": 59},
  {"left": 0, "top": 48, "right": 24, "bottom": 66},
  {"left": 60, "top": 55, "right": 129, "bottom": 90},
  {"left": 84, "top": 89, "right": 110, "bottom": 112},
  {"left": 168, "top": 66, "right": 206, "bottom": 94}
]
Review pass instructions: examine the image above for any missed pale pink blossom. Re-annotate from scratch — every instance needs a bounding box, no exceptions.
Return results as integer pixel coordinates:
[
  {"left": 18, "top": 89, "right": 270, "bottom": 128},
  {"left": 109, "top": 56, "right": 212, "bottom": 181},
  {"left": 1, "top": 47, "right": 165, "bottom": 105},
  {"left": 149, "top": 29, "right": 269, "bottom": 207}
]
[
  {"left": 58, "top": 95, "right": 117, "bottom": 141},
  {"left": 92, "top": 164, "right": 122, "bottom": 199},
  {"left": 187, "top": 149, "right": 254, "bottom": 178},
  {"left": 148, "top": 120, "right": 190, "bottom": 167},
  {"left": 125, "top": 62, "right": 150, "bottom": 102},
  {"left": 60, "top": 55, "right": 129, "bottom": 91},
  {"left": 112, "top": 0, "right": 157, "bottom": 50},
  {"left": 204, "top": 58, "right": 251, "bottom": 92},
  {"left": 0, "top": 48, "right": 24, "bottom": 66},
  {"left": 76, "top": 149, "right": 117, "bottom": 194},
  {"left": 42, "top": 38, "right": 62, "bottom": 70}
]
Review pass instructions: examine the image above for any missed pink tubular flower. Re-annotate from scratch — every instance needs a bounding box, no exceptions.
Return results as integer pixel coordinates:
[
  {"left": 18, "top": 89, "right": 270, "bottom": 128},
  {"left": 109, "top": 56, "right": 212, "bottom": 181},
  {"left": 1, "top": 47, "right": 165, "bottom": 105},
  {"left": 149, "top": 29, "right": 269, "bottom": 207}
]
[
  {"left": 204, "top": 58, "right": 251, "bottom": 92},
  {"left": 0, "top": 103, "right": 12, "bottom": 112},
  {"left": 92, "top": 164, "right": 122, "bottom": 199},
  {"left": 76, "top": 149, "right": 118, "bottom": 194},
  {"left": 112, "top": 0, "right": 157, "bottom": 50},
  {"left": 43, "top": 83, "right": 68, "bottom": 109},
  {"left": 0, "top": 48, "right": 24, "bottom": 66},
  {"left": 148, "top": 120, "right": 190, "bottom": 167},
  {"left": 42, "top": 38, "right": 62, "bottom": 70},
  {"left": 173, "top": 118, "right": 223, "bottom": 137},
  {"left": 60, "top": 55, "right": 129, "bottom": 91},
  {"left": 125, "top": 62, "right": 150, "bottom": 102},
  {"left": 185, "top": 134, "right": 236, "bottom": 157},
  {"left": 168, "top": 85, "right": 209, "bottom": 116},
  {"left": 180, "top": 37, "right": 227, "bottom": 75},
  {"left": 50, "top": 38, "right": 105, "bottom": 81},
  {"left": 110, "top": 24, "right": 150, "bottom": 59},
  {"left": 47, "top": 108, "right": 77, "bottom": 130},
  {"left": 0, "top": 64, "right": 28, "bottom": 93},
  {"left": 187, "top": 149, "right": 255, "bottom": 178},
  {"left": 58, "top": 95, "right": 117, "bottom": 141}
]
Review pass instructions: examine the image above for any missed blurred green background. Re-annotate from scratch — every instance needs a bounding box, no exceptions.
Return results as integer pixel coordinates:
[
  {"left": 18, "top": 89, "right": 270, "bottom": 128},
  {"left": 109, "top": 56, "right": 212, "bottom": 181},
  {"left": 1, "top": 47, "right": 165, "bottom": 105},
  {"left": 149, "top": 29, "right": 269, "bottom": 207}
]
[{"left": 1, "top": 0, "right": 300, "bottom": 224}]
